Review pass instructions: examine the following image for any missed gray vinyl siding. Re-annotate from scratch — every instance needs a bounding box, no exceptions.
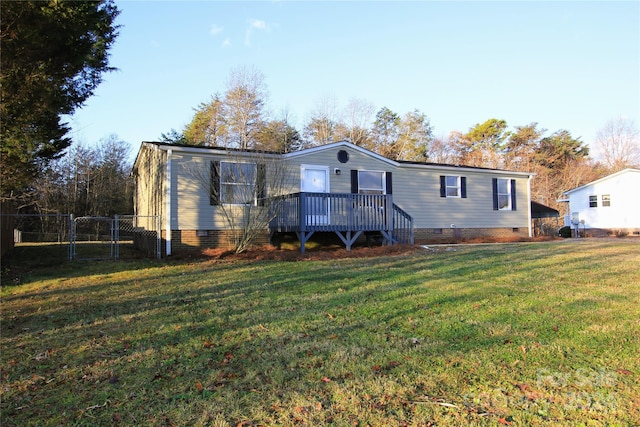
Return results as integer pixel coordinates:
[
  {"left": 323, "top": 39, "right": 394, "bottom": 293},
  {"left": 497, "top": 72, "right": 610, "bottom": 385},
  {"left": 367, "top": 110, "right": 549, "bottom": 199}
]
[
  {"left": 135, "top": 142, "right": 531, "bottom": 233},
  {"left": 286, "top": 146, "right": 394, "bottom": 194},
  {"left": 287, "top": 145, "right": 530, "bottom": 230},
  {"left": 393, "top": 168, "right": 529, "bottom": 229},
  {"left": 171, "top": 151, "right": 299, "bottom": 230}
]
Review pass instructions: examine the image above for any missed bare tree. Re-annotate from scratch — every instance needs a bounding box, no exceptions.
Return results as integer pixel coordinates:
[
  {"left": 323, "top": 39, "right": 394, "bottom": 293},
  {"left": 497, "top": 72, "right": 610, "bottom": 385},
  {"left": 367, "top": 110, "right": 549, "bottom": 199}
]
[
  {"left": 336, "top": 97, "right": 375, "bottom": 147},
  {"left": 302, "top": 94, "right": 340, "bottom": 146},
  {"left": 395, "top": 109, "right": 434, "bottom": 161},
  {"left": 429, "top": 134, "right": 458, "bottom": 164},
  {"left": 183, "top": 151, "right": 293, "bottom": 253},
  {"left": 32, "top": 135, "right": 133, "bottom": 217},
  {"left": 594, "top": 117, "right": 640, "bottom": 171},
  {"left": 224, "top": 66, "right": 268, "bottom": 150}
]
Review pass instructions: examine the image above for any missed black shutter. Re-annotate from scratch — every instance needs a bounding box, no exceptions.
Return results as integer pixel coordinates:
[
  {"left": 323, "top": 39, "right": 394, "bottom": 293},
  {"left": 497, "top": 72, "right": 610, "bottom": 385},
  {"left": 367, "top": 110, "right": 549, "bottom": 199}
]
[
  {"left": 351, "top": 170, "right": 358, "bottom": 193},
  {"left": 440, "top": 176, "right": 446, "bottom": 197},
  {"left": 257, "top": 163, "right": 266, "bottom": 206},
  {"left": 492, "top": 178, "right": 498, "bottom": 210},
  {"left": 461, "top": 177, "right": 467, "bottom": 198},
  {"left": 210, "top": 161, "right": 220, "bottom": 205},
  {"left": 510, "top": 179, "right": 517, "bottom": 211},
  {"left": 385, "top": 172, "right": 393, "bottom": 194}
]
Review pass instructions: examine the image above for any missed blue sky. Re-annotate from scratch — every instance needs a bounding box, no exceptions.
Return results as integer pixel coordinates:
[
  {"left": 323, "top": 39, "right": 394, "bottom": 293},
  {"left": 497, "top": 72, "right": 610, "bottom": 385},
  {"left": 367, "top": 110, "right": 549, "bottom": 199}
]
[{"left": 66, "top": 1, "right": 639, "bottom": 157}]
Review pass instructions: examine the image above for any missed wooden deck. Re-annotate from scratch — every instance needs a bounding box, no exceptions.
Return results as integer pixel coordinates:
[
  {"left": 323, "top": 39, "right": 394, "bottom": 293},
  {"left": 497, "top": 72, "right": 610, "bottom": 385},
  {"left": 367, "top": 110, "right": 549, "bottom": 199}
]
[{"left": 269, "top": 192, "right": 414, "bottom": 252}]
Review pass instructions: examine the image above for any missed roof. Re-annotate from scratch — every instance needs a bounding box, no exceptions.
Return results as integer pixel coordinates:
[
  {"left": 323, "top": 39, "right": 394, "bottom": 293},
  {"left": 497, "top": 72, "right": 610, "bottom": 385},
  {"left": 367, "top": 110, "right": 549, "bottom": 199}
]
[
  {"left": 563, "top": 168, "right": 640, "bottom": 195},
  {"left": 133, "top": 140, "right": 533, "bottom": 177},
  {"left": 531, "top": 201, "right": 559, "bottom": 218}
]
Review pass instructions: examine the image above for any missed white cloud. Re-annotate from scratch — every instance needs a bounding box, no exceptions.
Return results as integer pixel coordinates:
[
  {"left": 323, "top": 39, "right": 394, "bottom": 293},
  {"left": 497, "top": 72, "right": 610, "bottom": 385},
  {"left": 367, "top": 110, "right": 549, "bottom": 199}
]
[
  {"left": 221, "top": 38, "right": 231, "bottom": 48},
  {"left": 210, "top": 24, "right": 223, "bottom": 36},
  {"left": 244, "top": 19, "right": 270, "bottom": 47},
  {"left": 250, "top": 19, "right": 268, "bottom": 30}
]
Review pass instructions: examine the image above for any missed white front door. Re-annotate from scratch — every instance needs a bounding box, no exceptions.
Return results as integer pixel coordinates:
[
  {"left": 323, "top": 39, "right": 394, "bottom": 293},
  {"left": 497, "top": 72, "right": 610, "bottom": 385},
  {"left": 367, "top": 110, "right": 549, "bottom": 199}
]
[{"left": 301, "top": 165, "right": 330, "bottom": 225}]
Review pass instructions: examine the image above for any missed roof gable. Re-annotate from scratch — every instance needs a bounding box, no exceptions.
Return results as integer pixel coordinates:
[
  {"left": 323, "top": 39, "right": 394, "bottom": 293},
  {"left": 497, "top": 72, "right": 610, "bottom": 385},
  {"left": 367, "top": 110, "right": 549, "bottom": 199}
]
[
  {"left": 563, "top": 168, "right": 640, "bottom": 195},
  {"left": 284, "top": 140, "right": 397, "bottom": 166}
]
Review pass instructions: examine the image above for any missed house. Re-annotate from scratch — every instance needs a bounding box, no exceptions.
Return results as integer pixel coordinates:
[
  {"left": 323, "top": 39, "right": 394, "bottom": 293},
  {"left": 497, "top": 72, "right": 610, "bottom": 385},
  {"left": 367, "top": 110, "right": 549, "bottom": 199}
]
[
  {"left": 132, "top": 141, "right": 534, "bottom": 255},
  {"left": 559, "top": 168, "right": 640, "bottom": 237}
]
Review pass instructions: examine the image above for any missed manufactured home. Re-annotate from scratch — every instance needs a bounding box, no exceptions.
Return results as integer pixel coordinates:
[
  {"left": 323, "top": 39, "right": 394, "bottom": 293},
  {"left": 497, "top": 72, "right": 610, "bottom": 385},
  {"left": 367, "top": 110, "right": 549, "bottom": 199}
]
[{"left": 133, "top": 141, "right": 534, "bottom": 254}]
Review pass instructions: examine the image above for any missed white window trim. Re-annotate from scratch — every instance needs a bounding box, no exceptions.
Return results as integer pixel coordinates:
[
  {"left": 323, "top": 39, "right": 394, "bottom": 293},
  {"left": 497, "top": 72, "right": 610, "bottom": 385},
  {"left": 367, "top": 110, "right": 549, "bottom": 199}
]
[
  {"left": 358, "top": 170, "right": 386, "bottom": 194},
  {"left": 497, "top": 178, "right": 511, "bottom": 211},
  {"left": 445, "top": 175, "right": 461, "bottom": 198},
  {"left": 220, "top": 161, "right": 258, "bottom": 206}
]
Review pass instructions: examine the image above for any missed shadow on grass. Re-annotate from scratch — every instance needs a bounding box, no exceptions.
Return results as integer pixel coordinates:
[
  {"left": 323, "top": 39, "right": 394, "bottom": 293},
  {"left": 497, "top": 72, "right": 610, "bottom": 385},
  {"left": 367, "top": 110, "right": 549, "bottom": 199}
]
[{"left": 2, "top": 240, "right": 638, "bottom": 425}]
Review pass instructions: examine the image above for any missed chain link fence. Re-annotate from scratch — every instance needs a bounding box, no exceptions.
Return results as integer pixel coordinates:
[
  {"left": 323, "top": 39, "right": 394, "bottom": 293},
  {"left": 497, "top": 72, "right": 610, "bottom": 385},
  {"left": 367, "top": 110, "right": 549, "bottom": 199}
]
[
  {"left": 114, "top": 215, "right": 162, "bottom": 260},
  {"left": 2, "top": 214, "right": 73, "bottom": 268},
  {"left": 1, "top": 214, "right": 161, "bottom": 267}
]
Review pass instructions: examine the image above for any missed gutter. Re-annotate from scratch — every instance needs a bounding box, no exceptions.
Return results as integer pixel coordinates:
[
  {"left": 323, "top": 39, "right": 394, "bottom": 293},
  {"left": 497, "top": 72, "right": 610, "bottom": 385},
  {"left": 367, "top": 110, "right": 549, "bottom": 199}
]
[
  {"left": 527, "top": 174, "right": 533, "bottom": 238},
  {"left": 165, "top": 149, "right": 172, "bottom": 256}
]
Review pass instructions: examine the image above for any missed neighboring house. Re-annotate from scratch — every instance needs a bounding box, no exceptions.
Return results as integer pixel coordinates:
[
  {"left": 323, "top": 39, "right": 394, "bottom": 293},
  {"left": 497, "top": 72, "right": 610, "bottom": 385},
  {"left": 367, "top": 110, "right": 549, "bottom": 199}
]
[
  {"left": 133, "top": 141, "right": 534, "bottom": 254},
  {"left": 559, "top": 168, "right": 640, "bottom": 237}
]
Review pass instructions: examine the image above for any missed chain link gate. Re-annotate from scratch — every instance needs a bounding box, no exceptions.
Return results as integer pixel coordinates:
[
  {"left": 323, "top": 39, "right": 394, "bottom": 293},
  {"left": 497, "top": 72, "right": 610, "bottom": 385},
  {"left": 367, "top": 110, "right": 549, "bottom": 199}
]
[
  {"left": 71, "top": 216, "right": 115, "bottom": 260},
  {"left": 70, "top": 215, "right": 161, "bottom": 260}
]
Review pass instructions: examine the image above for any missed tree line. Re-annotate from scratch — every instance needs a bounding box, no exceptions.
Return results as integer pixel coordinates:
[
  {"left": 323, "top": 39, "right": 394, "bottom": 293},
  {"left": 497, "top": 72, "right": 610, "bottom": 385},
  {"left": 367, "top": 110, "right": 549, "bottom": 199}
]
[
  {"left": 162, "top": 66, "right": 640, "bottom": 213},
  {"left": 32, "top": 135, "right": 134, "bottom": 218}
]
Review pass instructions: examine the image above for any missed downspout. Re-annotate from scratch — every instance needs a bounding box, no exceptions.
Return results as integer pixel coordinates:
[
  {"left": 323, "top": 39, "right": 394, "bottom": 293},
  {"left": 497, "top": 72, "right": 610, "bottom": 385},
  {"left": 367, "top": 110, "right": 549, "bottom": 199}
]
[
  {"left": 165, "top": 149, "right": 172, "bottom": 256},
  {"left": 527, "top": 174, "right": 533, "bottom": 238}
]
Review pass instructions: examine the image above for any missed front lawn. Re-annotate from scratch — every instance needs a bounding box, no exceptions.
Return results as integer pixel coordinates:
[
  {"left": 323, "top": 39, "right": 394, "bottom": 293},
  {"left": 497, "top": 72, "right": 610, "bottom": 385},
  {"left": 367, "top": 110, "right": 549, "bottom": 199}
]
[{"left": 1, "top": 240, "right": 638, "bottom": 426}]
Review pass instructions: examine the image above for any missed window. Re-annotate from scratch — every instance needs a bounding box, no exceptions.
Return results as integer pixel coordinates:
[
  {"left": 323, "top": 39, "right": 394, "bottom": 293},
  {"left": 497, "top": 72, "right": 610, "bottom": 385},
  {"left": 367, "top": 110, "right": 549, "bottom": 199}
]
[
  {"left": 492, "top": 178, "right": 517, "bottom": 211},
  {"left": 211, "top": 161, "right": 265, "bottom": 205},
  {"left": 497, "top": 178, "right": 511, "bottom": 210},
  {"left": 221, "top": 162, "right": 256, "bottom": 204},
  {"left": 446, "top": 176, "right": 459, "bottom": 197},
  {"left": 440, "top": 175, "right": 467, "bottom": 198},
  {"left": 602, "top": 194, "right": 611, "bottom": 207},
  {"left": 589, "top": 195, "right": 598, "bottom": 208},
  {"left": 351, "top": 170, "right": 392, "bottom": 195},
  {"left": 358, "top": 170, "right": 385, "bottom": 194}
]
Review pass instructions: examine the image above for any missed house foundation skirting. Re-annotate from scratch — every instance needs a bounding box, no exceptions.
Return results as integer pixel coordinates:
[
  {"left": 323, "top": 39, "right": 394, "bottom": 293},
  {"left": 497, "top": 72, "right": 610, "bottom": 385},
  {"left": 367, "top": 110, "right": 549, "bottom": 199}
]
[
  {"left": 577, "top": 227, "right": 640, "bottom": 238},
  {"left": 167, "top": 229, "right": 270, "bottom": 254},
  {"left": 413, "top": 227, "right": 530, "bottom": 244},
  {"left": 165, "top": 226, "right": 534, "bottom": 254}
]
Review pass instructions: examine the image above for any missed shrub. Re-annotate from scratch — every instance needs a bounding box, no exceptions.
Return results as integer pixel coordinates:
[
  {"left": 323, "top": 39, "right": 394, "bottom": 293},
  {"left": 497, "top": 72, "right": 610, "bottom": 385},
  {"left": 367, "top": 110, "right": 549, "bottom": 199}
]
[{"left": 558, "top": 226, "right": 572, "bottom": 238}]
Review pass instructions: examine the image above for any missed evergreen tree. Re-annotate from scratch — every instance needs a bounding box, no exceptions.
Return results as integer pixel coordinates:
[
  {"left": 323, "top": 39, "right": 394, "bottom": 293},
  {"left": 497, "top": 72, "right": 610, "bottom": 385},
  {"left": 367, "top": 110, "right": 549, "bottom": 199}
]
[{"left": 1, "top": 1, "right": 120, "bottom": 199}]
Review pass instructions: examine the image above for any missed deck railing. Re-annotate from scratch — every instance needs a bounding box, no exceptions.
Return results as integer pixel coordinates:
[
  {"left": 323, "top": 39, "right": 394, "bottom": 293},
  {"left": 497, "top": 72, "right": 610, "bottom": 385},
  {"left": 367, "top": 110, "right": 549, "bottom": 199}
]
[
  {"left": 269, "top": 192, "right": 413, "bottom": 245},
  {"left": 390, "top": 203, "right": 414, "bottom": 245}
]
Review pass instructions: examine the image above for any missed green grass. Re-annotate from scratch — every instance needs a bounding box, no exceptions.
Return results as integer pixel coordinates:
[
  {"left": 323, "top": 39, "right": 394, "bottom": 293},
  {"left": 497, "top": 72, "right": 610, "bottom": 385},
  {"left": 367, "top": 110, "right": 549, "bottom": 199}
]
[{"left": 1, "top": 240, "right": 639, "bottom": 426}]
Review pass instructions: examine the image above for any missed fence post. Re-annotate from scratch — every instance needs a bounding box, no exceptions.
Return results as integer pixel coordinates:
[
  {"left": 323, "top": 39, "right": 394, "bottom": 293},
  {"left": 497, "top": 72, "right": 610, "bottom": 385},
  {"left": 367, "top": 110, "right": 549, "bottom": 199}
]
[
  {"left": 157, "top": 215, "right": 162, "bottom": 259},
  {"left": 114, "top": 215, "right": 119, "bottom": 260},
  {"left": 69, "top": 214, "right": 74, "bottom": 260}
]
